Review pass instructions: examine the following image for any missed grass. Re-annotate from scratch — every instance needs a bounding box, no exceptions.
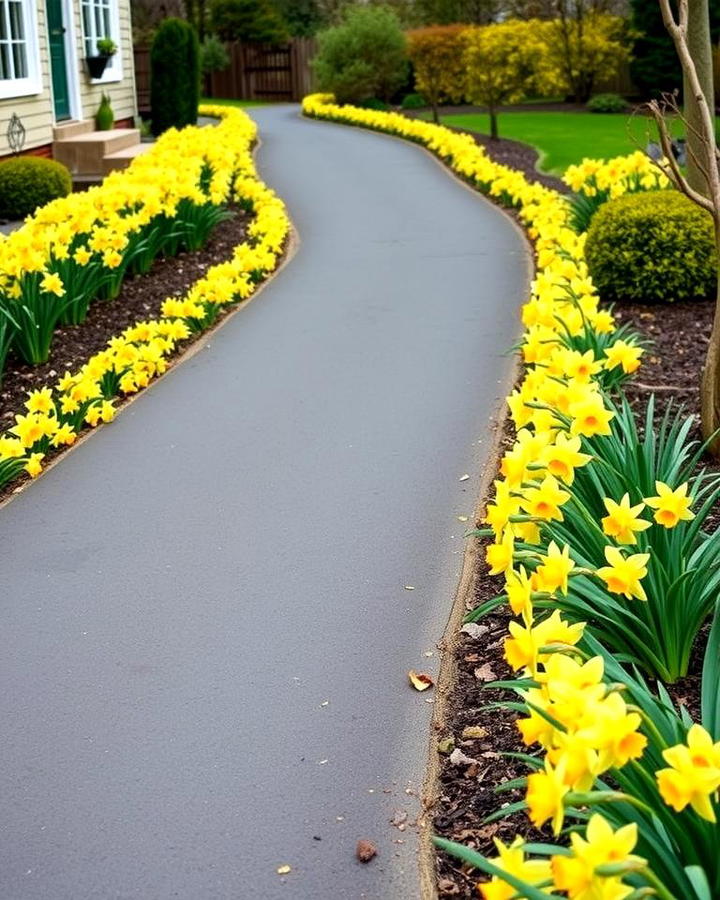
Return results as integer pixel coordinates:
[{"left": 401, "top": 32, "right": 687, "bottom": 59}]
[
  {"left": 200, "top": 97, "right": 268, "bottom": 108},
  {"left": 433, "top": 111, "right": 676, "bottom": 175}
]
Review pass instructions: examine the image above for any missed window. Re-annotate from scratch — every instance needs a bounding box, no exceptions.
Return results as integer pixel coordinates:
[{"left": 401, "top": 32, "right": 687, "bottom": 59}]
[
  {"left": 0, "top": 0, "right": 40, "bottom": 98},
  {"left": 81, "top": 0, "right": 121, "bottom": 83}
]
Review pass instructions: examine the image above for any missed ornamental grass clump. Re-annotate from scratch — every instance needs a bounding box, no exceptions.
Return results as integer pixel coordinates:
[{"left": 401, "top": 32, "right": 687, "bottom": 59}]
[
  {"left": 300, "top": 94, "right": 720, "bottom": 900},
  {"left": 585, "top": 190, "right": 717, "bottom": 303}
]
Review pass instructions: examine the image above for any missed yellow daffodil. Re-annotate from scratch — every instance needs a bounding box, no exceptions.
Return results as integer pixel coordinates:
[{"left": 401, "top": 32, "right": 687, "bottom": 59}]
[
  {"left": 601, "top": 494, "right": 651, "bottom": 545},
  {"left": 656, "top": 724, "right": 720, "bottom": 822},
  {"left": 645, "top": 481, "right": 695, "bottom": 529},
  {"left": 478, "top": 836, "right": 553, "bottom": 900},
  {"left": 596, "top": 546, "right": 649, "bottom": 601},
  {"left": 604, "top": 340, "right": 643, "bottom": 375},
  {"left": 534, "top": 541, "right": 575, "bottom": 595}
]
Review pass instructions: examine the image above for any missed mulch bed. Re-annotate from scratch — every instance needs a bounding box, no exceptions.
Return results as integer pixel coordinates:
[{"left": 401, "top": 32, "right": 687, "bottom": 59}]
[
  {"left": 432, "top": 274, "right": 719, "bottom": 892},
  {"left": 0, "top": 208, "right": 254, "bottom": 501}
]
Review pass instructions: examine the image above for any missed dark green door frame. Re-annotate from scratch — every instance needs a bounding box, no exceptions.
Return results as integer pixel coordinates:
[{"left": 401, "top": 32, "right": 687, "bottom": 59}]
[{"left": 46, "top": 0, "right": 71, "bottom": 121}]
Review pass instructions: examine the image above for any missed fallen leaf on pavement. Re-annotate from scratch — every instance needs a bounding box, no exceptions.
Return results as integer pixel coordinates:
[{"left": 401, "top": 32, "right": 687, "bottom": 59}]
[
  {"left": 356, "top": 839, "right": 377, "bottom": 863},
  {"left": 404, "top": 585, "right": 415, "bottom": 591},
  {"left": 408, "top": 670, "right": 434, "bottom": 691},
  {"left": 276, "top": 864, "right": 291, "bottom": 875},
  {"left": 459, "top": 474, "right": 470, "bottom": 482}
]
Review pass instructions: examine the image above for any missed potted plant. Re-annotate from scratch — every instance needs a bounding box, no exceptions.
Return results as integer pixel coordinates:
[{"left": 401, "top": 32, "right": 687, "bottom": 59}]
[{"left": 85, "top": 37, "right": 117, "bottom": 79}]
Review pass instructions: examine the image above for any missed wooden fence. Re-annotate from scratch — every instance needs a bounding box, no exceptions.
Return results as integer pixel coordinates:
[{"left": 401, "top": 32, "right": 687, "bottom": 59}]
[{"left": 134, "top": 38, "right": 316, "bottom": 114}]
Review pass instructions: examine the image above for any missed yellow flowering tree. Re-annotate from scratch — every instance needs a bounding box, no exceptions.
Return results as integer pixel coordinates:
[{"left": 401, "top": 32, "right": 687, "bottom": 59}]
[
  {"left": 537, "top": 10, "right": 632, "bottom": 103},
  {"left": 406, "top": 24, "right": 467, "bottom": 124},
  {"left": 463, "top": 20, "right": 547, "bottom": 139}
]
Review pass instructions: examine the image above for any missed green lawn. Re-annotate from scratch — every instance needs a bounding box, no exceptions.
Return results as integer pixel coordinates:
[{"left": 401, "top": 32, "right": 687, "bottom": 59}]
[
  {"left": 435, "top": 111, "right": 672, "bottom": 175},
  {"left": 201, "top": 97, "right": 267, "bottom": 108}
]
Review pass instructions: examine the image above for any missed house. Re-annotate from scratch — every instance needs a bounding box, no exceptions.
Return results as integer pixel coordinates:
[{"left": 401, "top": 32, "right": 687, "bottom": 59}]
[{"left": 0, "top": 0, "right": 145, "bottom": 177}]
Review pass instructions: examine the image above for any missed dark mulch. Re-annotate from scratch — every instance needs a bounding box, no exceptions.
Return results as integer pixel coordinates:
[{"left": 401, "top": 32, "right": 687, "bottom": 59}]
[
  {"left": 0, "top": 208, "right": 256, "bottom": 503},
  {"left": 433, "top": 295, "right": 719, "bottom": 897},
  {"left": 0, "top": 208, "right": 250, "bottom": 429}
]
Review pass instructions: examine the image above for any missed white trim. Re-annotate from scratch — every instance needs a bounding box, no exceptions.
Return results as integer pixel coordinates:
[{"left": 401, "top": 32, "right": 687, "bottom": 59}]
[
  {"left": 60, "top": 0, "right": 81, "bottom": 119},
  {"left": 81, "top": 0, "right": 123, "bottom": 85},
  {"left": 0, "top": 0, "right": 42, "bottom": 100}
]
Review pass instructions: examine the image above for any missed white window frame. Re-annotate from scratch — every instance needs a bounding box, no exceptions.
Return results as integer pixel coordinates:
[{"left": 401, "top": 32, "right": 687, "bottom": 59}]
[
  {"left": 0, "top": 0, "right": 42, "bottom": 99},
  {"left": 81, "top": 0, "right": 122, "bottom": 85}
]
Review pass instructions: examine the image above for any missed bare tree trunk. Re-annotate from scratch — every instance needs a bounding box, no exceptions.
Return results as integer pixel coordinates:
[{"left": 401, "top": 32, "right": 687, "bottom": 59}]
[
  {"left": 649, "top": 0, "right": 720, "bottom": 453},
  {"left": 684, "top": 0, "right": 714, "bottom": 194},
  {"left": 490, "top": 106, "right": 499, "bottom": 138}
]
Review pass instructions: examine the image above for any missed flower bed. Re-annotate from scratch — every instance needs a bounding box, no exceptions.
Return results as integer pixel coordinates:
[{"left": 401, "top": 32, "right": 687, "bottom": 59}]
[
  {"left": 0, "top": 105, "right": 289, "bottom": 491},
  {"left": 303, "top": 94, "right": 720, "bottom": 899}
]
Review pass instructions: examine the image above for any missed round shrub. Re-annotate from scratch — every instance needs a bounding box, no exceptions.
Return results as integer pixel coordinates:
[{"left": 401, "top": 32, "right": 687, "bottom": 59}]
[
  {"left": 585, "top": 190, "right": 717, "bottom": 303},
  {"left": 401, "top": 92, "right": 426, "bottom": 109},
  {"left": 586, "top": 92, "right": 628, "bottom": 113},
  {"left": 0, "top": 157, "right": 71, "bottom": 220}
]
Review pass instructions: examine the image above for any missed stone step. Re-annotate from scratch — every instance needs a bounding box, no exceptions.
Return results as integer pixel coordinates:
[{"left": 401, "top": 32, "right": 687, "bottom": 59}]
[
  {"left": 52, "top": 119, "right": 94, "bottom": 141},
  {"left": 53, "top": 128, "right": 141, "bottom": 175},
  {"left": 101, "top": 142, "right": 152, "bottom": 175}
]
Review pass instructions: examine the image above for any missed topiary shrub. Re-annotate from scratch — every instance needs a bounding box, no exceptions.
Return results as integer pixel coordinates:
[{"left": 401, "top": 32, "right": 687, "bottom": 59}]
[
  {"left": 586, "top": 92, "right": 628, "bottom": 113},
  {"left": 0, "top": 157, "right": 71, "bottom": 220},
  {"left": 585, "top": 190, "right": 717, "bottom": 303},
  {"left": 150, "top": 18, "right": 200, "bottom": 137}
]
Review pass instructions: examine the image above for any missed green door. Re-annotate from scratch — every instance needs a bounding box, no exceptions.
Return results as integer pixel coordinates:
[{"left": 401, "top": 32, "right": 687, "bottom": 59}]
[{"left": 46, "top": 0, "right": 70, "bottom": 120}]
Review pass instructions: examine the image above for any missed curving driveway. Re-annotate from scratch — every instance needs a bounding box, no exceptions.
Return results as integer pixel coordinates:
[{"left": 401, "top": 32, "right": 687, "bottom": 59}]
[{"left": 0, "top": 105, "right": 529, "bottom": 899}]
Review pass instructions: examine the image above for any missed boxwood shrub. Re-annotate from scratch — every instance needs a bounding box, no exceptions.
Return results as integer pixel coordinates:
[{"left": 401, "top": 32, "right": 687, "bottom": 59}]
[
  {"left": 0, "top": 157, "right": 71, "bottom": 221},
  {"left": 584, "top": 190, "right": 717, "bottom": 303}
]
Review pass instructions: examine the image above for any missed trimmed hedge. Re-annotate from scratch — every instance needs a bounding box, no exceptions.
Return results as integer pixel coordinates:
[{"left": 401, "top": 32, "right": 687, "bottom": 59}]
[
  {"left": 585, "top": 190, "right": 717, "bottom": 303},
  {"left": 0, "top": 157, "right": 71, "bottom": 220}
]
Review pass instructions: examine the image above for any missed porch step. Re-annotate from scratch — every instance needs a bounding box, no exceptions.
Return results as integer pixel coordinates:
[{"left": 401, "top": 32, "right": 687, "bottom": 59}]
[
  {"left": 101, "top": 142, "right": 152, "bottom": 175},
  {"left": 53, "top": 128, "right": 141, "bottom": 175},
  {"left": 52, "top": 120, "right": 94, "bottom": 141}
]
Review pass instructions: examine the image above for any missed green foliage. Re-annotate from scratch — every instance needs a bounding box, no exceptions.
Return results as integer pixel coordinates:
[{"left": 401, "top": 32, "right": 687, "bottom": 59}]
[
  {"left": 210, "top": 0, "right": 288, "bottom": 43},
  {"left": 585, "top": 190, "right": 717, "bottom": 304},
  {"left": 95, "top": 93, "right": 114, "bottom": 130},
  {"left": 312, "top": 5, "right": 408, "bottom": 104},
  {"left": 96, "top": 37, "right": 117, "bottom": 55},
  {"left": 270, "top": 0, "right": 324, "bottom": 37},
  {"left": 150, "top": 18, "right": 200, "bottom": 136},
  {"left": 0, "top": 157, "right": 71, "bottom": 221},
  {"left": 200, "top": 34, "right": 230, "bottom": 74},
  {"left": 358, "top": 97, "right": 390, "bottom": 110},
  {"left": 586, "top": 92, "right": 627, "bottom": 113},
  {"left": 401, "top": 92, "right": 426, "bottom": 109}
]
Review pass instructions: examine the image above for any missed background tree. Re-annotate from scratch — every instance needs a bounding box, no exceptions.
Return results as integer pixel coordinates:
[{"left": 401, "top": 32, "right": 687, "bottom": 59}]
[
  {"left": 312, "top": 5, "right": 408, "bottom": 103},
  {"left": 131, "top": 0, "right": 184, "bottom": 43},
  {"left": 210, "top": 0, "right": 289, "bottom": 43},
  {"left": 269, "top": 0, "right": 325, "bottom": 36},
  {"left": 463, "top": 21, "right": 545, "bottom": 138},
  {"left": 414, "top": 0, "right": 504, "bottom": 25},
  {"left": 539, "top": 8, "right": 631, "bottom": 101},
  {"left": 647, "top": 0, "right": 720, "bottom": 451},
  {"left": 150, "top": 18, "right": 200, "bottom": 136},
  {"left": 407, "top": 25, "right": 467, "bottom": 122}
]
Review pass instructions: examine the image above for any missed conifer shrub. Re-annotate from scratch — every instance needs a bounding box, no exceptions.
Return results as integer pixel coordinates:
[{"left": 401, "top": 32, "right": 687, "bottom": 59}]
[
  {"left": 585, "top": 190, "right": 717, "bottom": 303},
  {"left": 150, "top": 18, "right": 200, "bottom": 136}
]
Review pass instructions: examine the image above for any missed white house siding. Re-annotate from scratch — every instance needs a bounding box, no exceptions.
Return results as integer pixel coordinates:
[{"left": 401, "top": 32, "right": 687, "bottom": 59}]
[
  {"left": 75, "top": 0, "right": 137, "bottom": 126},
  {"left": 0, "top": 2, "right": 54, "bottom": 155}
]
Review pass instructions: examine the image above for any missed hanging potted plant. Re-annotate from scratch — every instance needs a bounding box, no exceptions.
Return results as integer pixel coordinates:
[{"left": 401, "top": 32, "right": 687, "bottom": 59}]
[{"left": 85, "top": 37, "right": 117, "bottom": 79}]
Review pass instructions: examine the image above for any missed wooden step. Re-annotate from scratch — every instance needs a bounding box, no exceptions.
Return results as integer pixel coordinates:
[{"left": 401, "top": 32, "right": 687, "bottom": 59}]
[
  {"left": 101, "top": 142, "right": 152, "bottom": 175},
  {"left": 53, "top": 128, "right": 141, "bottom": 175}
]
